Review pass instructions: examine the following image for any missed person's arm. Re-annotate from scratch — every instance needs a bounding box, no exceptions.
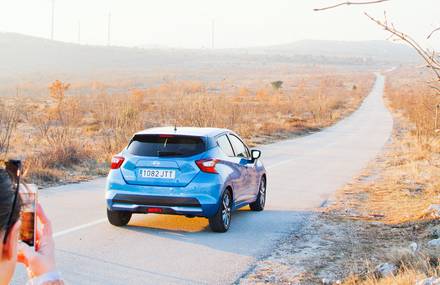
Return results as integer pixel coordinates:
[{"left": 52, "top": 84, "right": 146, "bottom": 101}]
[{"left": 17, "top": 204, "right": 64, "bottom": 285}]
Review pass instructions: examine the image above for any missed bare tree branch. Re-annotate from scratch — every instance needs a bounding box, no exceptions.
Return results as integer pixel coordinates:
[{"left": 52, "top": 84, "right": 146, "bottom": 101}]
[
  {"left": 427, "top": 27, "right": 440, "bottom": 39},
  {"left": 0, "top": 101, "right": 19, "bottom": 159},
  {"left": 314, "top": 1, "right": 440, "bottom": 82},
  {"left": 364, "top": 12, "right": 440, "bottom": 82},
  {"left": 314, "top": 0, "right": 389, "bottom": 11},
  {"left": 429, "top": 84, "right": 440, "bottom": 94},
  {"left": 314, "top": 0, "right": 440, "bottom": 133}
]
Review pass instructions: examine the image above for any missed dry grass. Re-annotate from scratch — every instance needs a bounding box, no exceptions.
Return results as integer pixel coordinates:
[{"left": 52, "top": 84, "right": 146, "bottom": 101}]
[
  {"left": 238, "top": 67, "right": 439, "bottom": 285},
  {"left": 4, "top": 70, "right": 373, "bottom": 186},
  {"left": 323, "top": 67, "right": 440, "bottom": 284},
  {"left": 340, "top": 241, "right": 440, "bottom": 285},
  {"left": 343, "top": 270, "right": 427, "bottom": 285},
  {"left": 328, "top": 67, "right": 440, "bottom": 225}
]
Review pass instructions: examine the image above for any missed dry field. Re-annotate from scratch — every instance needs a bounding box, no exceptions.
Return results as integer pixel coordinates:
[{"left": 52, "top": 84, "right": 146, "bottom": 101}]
[
  {"left": 330, "top": 67, "right": 440, "bottom": 284},
  {"left": 328, "top": 66, "right": 440, "bottom": 284},
  {"left": 0, "top": 68, "right": 373, "bottom": 187},
  {"left": 239, "top": 67, "right": 440, "bottom": 285},
  {"left": 330, "top": 67, "right": 440, "bottom": 225}
]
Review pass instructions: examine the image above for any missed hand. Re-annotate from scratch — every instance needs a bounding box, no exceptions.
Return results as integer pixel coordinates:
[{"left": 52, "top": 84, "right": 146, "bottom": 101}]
[{"left": 17, "top": 203, "right": 57, "bottom": 278}]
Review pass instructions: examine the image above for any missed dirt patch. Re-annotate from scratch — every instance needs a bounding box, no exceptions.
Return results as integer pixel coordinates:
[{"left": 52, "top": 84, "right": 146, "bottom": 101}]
[{"left": 238, "top": 213, "right": 440, "bottom": 285}]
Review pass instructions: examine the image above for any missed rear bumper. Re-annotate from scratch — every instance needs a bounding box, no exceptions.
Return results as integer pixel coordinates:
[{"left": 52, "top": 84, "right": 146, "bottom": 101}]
[
  {"left": 106, "top": 170, "right": 223, "bottom": 217},
  {"left": 110, "top": 194, "right": 204, "bottom": 215},
  {"left": 113, "top": 194, "right": 201, "bottom": 207}
]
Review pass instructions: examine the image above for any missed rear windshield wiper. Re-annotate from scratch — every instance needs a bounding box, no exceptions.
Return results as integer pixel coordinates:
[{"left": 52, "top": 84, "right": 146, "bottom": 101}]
[{"left": 157, "top": 151, "right": 183, "bottom": 157}]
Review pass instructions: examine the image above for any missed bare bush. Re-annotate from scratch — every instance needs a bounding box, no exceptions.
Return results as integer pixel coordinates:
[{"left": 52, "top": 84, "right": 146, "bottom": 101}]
[
  {"left": 0, "top": 99, "right": 19, "bottom": 159},
  {"left": 387, "top": 68, "right": 440, "bottom": 150},
  {"left": 6, "top": 72, "right": 373, "bottom": 186}
]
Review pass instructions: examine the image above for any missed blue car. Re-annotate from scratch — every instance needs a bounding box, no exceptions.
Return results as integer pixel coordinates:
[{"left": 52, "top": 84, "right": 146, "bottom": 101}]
[{"left": 106, "top": 127, "right": 267, "bottom": 232}]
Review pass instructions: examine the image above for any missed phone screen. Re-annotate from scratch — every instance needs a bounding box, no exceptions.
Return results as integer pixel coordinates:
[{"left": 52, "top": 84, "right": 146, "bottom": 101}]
[{"left": 19, "top": 184, "right": 37, "bottom": 247}]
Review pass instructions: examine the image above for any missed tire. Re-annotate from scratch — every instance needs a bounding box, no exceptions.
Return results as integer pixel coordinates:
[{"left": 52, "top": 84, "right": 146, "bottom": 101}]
[
  {"left": 209, "top": 189, "right": 232, "bottom": 233},
  {"left": 107, "top": 209, "right": 132, "bottom": 226},
  {"left": 250, "top": 176, "right": 266, "bottom": 211}
]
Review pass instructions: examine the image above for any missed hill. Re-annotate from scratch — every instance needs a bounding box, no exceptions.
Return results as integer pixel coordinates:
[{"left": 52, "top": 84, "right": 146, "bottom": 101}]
[
  {"left": 257, "top": 39, "right": 417, "bottom": 62},
  {"left": 0, "top": 33, "right": 418, "bottom": 93}
]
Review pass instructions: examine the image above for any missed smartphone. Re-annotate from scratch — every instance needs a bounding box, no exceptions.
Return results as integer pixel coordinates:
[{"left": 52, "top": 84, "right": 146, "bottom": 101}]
[
  {"left": 5, "top": 160, "right": 37, "bottom": 247},
  {"left": 19, "top": 184, "right": 37, "bottom": 247}
]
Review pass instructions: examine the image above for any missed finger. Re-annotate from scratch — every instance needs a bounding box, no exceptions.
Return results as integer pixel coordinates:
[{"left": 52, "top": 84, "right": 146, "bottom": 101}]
[
  {"left": 37, "top": 203, "right": 53, "bottom": 236},
  {"left": 35, "top": 226, "right": 41, "bottom": 241},
  {"left": 35, "top": 227, "right": 43, "bottom": 252},
  {"left": 17, "top": 242, "right": 34, "bottom": 266}
]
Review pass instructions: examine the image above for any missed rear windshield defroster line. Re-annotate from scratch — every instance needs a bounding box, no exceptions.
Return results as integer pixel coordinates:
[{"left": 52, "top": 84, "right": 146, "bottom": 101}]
[{"left": 127, "top": 135, "right": 206, "bottom": 157}]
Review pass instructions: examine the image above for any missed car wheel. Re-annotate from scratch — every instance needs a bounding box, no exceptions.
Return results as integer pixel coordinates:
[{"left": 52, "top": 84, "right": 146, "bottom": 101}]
[
  {"left": 107, "top": 209, "right": 132, "bottom": 226},
  {"left": 250, "top": 176, "right": 266, "bottom": 211},
  {"left": 209, "top": 189, "right": 232, "bottom": 233}
]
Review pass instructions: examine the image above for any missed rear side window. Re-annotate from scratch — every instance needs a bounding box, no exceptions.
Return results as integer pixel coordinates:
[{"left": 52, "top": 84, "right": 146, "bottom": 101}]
[
  {"left": 127, "top": 135, "right": 205, "bottom": 157},
  {"left": 228, "top": 134, "right": 250, "bottom": 158},
  {"left": 217, "top": 135, "right": 234, "bottom": 157}
]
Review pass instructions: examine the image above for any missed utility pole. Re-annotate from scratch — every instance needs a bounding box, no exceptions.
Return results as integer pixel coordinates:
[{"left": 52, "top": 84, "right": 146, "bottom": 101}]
[
  {"left": 107, "top": 13, "right": 111, "bottom": 46},
  {"left": 51, "top": 0, "right": 55, "bottom": 40},
  {"left": 211, "top": 19, "right": 215, "bottom": 49},
  {"left": 77, "top": 21, "right": 81, "bottom": 44}
]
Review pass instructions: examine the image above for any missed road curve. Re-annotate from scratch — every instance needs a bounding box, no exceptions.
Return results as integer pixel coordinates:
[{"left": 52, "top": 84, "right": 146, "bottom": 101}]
[{"left": 12, "top": 74, "right": 393, "bottom": 285}]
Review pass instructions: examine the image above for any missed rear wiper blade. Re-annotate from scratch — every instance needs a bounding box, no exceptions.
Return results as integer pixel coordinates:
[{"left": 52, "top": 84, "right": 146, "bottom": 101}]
[{"left": 157, "top": 151, "right": 183, "bottom": 157}]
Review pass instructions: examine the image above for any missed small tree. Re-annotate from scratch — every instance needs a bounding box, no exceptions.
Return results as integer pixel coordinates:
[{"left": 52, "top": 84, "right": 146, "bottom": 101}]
[
  {"left": 49, "top": 80, "right": 71, "bottom": 122},
  {"left": 271, "top": 81, "right": 283, "bottom": 91}
]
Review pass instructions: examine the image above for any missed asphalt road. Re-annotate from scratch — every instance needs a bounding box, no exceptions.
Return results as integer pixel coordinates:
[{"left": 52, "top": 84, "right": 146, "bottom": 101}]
[{"left": 11, "top": 74, "right": 393, "bottom": 285}]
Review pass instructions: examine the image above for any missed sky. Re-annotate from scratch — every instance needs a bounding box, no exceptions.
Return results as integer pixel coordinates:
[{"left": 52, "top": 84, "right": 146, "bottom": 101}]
[{"left": 0, "top": 0, "right": 438, "bottom": 49}]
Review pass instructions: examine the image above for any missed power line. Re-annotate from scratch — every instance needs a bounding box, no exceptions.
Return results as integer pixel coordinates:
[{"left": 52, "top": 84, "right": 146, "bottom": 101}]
[
  {"left": 211, "top": 19, "right": 215, "bottom": 49},
  {"left": 107, "top": 13, "right": 111, "bottom": 46},
  {"left": 77, "top": 21, "right": 81, "bottom": 44},
  {"left": 51, "top": 0, "right": 55, "bottom": 40}
]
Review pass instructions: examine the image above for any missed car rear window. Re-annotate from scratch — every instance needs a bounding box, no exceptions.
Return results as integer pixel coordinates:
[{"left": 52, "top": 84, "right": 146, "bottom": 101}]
[{"left": 127, "top": 135, "right": 206, "bottom": 157}]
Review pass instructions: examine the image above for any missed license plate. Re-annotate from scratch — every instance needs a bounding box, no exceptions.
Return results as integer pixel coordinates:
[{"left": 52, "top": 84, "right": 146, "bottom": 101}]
[{"left": 139, "top": 169, "right": 176, "bottom": 179}]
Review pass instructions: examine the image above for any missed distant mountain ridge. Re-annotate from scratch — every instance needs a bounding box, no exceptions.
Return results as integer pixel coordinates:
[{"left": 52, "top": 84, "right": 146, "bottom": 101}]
[
  {"left": 258, "top": 39, "right": 417, "bottom": 62},
  {"left": 0, "top": 33, "right": 417, "bottom": 80}
]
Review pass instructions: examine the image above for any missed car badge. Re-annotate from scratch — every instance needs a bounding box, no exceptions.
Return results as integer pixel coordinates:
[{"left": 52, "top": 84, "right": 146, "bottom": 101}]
[{"left": 152, "top": 161, "right": 160, "bottom": 166}]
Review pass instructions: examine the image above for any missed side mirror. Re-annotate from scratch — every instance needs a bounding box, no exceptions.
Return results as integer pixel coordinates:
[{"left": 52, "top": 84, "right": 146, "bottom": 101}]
[{"left": 251, "top": 149, "right": 261, "bottom": 161}]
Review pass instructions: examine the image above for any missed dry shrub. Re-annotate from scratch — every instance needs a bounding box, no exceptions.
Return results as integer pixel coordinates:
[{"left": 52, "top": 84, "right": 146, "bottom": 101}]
[
  {"left": 88, "top": 92, "right": 145, "bottom": 162},
  {"left": 148, "top": 74, "right": 372, "bottom": 145},
  {"left": 25, "top": 167, "right": 64, "bottom": 184},
  {"left": 342, "top": 248, "right": 439, "bottom": 285},
  {"left": 18, "top": 81, "right": 92, "bottom": 184},
  {"left": 238, "top": 87, "right": 251, "bottom": 97},
  {"left": 6, "top": 72, "right": 374, "bottom": 185},
  {"left": 154, "top": 81, "right": 205, "bottom": 96},
  {"left": 343, "top": 269, "right": 427, "bottom": 285},
  {"left": 0, "top": 99, "right": 19, "bottom": 159},
  {"left": 23, "top": 128, "right": 91, "bottom": 184},
  {"left": 387, "top": 71, "right": 440, "bottom": 148},
  {"left": 256, "top": 88, "right": 269, "bottom": 101}
]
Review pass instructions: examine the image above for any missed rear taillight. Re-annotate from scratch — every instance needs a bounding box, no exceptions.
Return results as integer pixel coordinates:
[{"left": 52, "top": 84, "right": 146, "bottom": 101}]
[
  {"left": 147, "top": 207, "right": 163, "bottom": 213},
  {"left": 110, "top": 156, "right": 125, "bottom": 169},
  {"left": 195, "top": 159, "right": 219, "bottom": 174}
]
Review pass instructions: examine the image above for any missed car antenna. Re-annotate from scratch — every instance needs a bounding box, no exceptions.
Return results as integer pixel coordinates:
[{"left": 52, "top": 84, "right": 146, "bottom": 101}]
[{"left": 174, "top": 124, "right": 177, "bottom": 132}]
